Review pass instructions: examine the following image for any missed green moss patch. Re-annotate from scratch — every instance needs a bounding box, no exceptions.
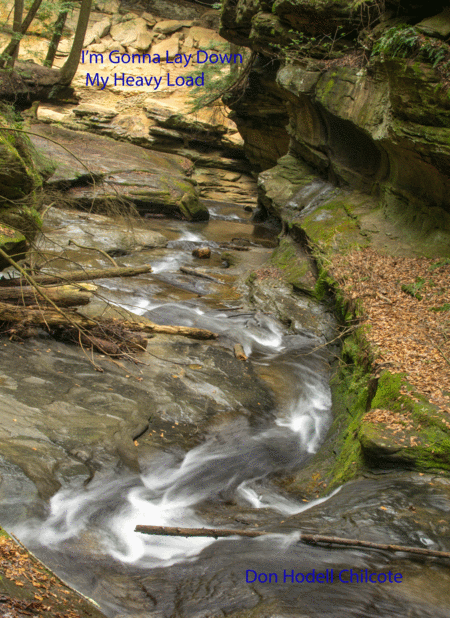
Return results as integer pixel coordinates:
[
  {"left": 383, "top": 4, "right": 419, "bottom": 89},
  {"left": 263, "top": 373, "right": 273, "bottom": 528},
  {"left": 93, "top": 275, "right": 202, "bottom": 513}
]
[
  {"left": 270, "top": 236, "right": 316, "bottom": 292},
  {"left": 359, "top": 371, "right": 450, "bottom": 471},
  {"left": 0, "top": 224, "right": 27, "bottom": 269},
  {"left": 298, "top": 195, "right": 369, "bottom": 252}
]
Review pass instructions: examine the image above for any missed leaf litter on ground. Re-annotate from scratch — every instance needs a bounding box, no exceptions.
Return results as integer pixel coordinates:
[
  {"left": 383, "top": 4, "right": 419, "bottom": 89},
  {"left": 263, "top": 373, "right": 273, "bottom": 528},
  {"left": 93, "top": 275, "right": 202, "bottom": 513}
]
[{"left": 330, "top": 248, "right": 450, "bottom": 418}]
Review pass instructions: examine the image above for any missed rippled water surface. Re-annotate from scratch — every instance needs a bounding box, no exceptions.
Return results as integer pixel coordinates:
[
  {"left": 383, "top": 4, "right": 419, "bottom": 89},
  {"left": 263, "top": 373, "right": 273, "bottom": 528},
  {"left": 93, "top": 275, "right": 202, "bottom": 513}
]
[{"left": 4, "top": 201, "right": 450, "bottom": 618}]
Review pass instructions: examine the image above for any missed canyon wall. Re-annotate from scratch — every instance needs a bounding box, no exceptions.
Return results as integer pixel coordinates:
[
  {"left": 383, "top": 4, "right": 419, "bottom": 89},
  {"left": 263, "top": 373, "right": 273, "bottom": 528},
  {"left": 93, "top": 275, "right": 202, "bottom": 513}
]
[{"left": 220, "top": 0, "right": 450, "bottom": 255}]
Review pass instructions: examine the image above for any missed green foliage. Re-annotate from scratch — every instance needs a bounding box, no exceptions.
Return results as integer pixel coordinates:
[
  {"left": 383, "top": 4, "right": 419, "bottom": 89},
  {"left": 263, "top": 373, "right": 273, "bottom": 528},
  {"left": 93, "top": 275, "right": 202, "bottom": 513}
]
[
  {"left": 372, "top": 25, "right": 450, "bottom": 76},
  {"left": 0, "top": 0, "right": 75, "bottom": 66},
  {"left": 372, "top": 25, "right": 420, "bottom": 58},
  {"left": 401, "top": 276, "right": 426, "bottom": 300},
  {"left": 268, "top": 25, "right": 348, "bottom": 62},
  {"left": 188, "top": 65, "right": 238, "bottom": 112},
  {"left": 429, "top": 257, "right": 450, "bottom": 270},
  {"left": 431, "top": 303, "right": 450, "bottom": 312}
]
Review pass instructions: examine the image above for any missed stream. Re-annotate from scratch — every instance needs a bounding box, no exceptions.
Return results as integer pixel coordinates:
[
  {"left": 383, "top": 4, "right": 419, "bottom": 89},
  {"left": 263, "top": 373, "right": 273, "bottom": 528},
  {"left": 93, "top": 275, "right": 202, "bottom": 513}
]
[{"left": 1, "top": 201, "right": 450, "bottom": 618}]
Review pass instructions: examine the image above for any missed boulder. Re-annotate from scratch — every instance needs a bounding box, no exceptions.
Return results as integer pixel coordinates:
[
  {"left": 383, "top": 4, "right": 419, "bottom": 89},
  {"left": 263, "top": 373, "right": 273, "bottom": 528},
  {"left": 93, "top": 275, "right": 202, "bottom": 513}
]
[
  {"left": 94, "top": 0, "right": 120, "bottom": 14},
  {"left": 0, "top": 329, "right": 275, "bottom": 500},
  {"left": 84, "top": 17, "right": 111, "bottom": 47},
  {"left": 28, "top": 124, "right": 208, "bottom": 221},
  {"left": 133, "top": 29, "right": 153, "bottom": 51},
  {"left": 151, "top": 35, "right": 180, "bottom": 59},
  {"left": 37, "top": 207, "right": 168, "bottom": 256},
  {"left": 153, "top": 19, "right": 192, "bottom": 34},
  {"left": 417, "top": 8, "right": 450, "bottom": 38},
  {"left": 87, "top": 42, "right": 107, "bottom": 53},
  {"left": 56, "top": 38, "right": 72, "bottom": 55},
  {"left": 184, "top": 26, "right": 227, "bottom": 50},
  {"left": 72, "top": 103, "right": 117, "bottom": 121},
  {"left": 142, "top": 12, "right": 157, "bottom": 27},
  {"left": 110, "top": 17, "right": 150, "bottom": 48}
]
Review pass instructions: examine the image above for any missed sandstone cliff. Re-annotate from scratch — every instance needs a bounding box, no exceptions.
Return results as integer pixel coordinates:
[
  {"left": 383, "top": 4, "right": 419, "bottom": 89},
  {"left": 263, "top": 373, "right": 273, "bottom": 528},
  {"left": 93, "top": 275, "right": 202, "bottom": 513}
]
[
  {"left": 219, "top": 0, "right": 450, "bottom": 486},
  {"left": 220, "top": 0, "right": 450, "bottom": 256}
]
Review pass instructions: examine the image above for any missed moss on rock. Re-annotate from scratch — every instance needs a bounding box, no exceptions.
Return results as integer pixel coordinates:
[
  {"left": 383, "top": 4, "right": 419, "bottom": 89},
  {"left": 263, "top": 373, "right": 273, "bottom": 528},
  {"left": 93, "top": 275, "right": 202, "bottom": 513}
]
[
  {"left": 0, "top": 225, "right": 27, "bottom": 269},
  {"left": 270, "top": 235, "right": 316, "bottom": 292},
  {"left": 359, "top": 371, "right": 450, "bottom": 470},
  {"left": 0, "top": 110, "right": 45, "bottom": 259}
]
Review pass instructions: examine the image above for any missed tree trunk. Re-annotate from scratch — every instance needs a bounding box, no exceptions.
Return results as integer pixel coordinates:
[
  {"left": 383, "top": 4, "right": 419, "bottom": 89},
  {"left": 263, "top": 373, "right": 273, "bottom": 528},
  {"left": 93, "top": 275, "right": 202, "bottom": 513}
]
[
  {"left": 5, "top": 0, "right": 24, "bottom": 68},
  {"left": 58, "top": 0, "right": 92, "bottom": 85},
  {"left": 0, "top": 265, "right": 152, "bottom": 287},
  {"left": 0, "top": 0, "right": 44, "bottom": 68},
  {"left": 44, "top": 4, "right": 70, "bottom": 68},
  {"left": 20, "top": 0, "right": 45, "bottom": 36}
]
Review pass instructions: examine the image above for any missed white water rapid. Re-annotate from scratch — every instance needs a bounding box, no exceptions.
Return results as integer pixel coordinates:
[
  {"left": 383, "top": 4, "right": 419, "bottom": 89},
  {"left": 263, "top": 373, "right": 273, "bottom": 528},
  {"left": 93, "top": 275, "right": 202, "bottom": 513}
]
[{"left": 15, "top": 302, "right": 333, "bottom": 569}]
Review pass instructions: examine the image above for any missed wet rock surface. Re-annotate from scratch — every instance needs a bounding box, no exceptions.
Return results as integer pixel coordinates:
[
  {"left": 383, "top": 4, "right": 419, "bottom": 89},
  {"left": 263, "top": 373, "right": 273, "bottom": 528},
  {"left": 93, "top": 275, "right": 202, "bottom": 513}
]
[
  {"left": 12, "top": 472, "right": 450, "bottom": 618},
  {"left": 0, "top": 194, "right": 339, "bottom": 618},
  {"left": 0, "top": 331, "right": 275, "bottom": 504},
  {"left": 37, "top": 207, "right": 168, "bottom": 258},
  {"left": 2, "top": 2, "right": 450, "bottom": 617},
  {"left": 2, "top": 195, "right": 449, "bottom": 618}
]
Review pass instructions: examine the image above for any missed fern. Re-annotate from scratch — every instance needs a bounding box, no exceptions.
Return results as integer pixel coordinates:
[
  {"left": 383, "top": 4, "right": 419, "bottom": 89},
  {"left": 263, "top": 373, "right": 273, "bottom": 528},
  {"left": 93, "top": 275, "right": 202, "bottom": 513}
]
[{"left": 372, "top": 25, "right": 450, "bottom": 78}]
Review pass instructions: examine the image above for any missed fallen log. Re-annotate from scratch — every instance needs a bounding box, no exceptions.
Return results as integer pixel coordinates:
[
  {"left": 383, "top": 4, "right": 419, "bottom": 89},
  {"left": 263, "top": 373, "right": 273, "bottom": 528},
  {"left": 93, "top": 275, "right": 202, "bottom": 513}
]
[
  {"left": 134, "top": 525, "right": 450, "bottom": 559},
  {"left": 180, "top": 266, "right": 224, "bottom": 284},
  {"left": 78, "top": 333, "right": 147, "bottom": 356},
  {"left": 0, "top": 303, "right": 218, "bottom": 340},
  {"left": 0, "top": 284, "right": 94, "bottom": 307},
  {"left": 120, "top": 320, "right": 218, "bottom": 340},
  {"left": 0, "top": 265, "right": 152, "bottom": 287}
]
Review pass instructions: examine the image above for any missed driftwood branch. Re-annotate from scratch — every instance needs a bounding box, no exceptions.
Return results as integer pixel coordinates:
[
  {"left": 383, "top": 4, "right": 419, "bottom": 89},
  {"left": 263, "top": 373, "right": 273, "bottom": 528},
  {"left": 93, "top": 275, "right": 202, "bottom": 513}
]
[
  {"left": 134, "top": 525, "right": 450, "bottom": 559},
  {"left": 120, "top": 319, "right": 218, "bottom": 340},
  {"left": 0, "top": 265, "right": 152, "bottom": 287},
  {"left": 0, "top": 303, "right": 218, "bottom": 340}
]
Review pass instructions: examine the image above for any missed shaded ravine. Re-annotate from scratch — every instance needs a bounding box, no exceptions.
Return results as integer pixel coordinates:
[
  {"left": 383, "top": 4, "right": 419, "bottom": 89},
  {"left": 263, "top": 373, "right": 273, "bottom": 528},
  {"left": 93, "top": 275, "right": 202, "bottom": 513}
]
[{"left": 2, "top": 202, "right": 450, "bottom": 618}]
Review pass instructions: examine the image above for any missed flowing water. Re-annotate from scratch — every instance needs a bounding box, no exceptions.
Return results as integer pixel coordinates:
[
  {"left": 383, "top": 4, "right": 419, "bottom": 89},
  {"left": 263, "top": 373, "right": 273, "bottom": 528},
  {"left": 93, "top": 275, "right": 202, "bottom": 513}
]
[{"left": 3, "top": 200, "right": 450, "bottom": 618}]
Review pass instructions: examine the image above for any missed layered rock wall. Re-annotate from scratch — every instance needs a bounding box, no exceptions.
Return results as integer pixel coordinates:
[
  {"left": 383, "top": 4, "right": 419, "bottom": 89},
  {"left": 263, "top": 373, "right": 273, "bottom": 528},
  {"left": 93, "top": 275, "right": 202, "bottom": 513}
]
[{"left": 220, "top": 0, "right": 450, "bottom": 254}]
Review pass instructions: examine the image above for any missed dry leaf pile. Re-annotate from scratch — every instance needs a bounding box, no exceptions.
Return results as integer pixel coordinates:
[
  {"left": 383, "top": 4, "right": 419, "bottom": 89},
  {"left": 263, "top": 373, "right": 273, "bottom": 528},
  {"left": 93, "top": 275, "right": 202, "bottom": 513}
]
[
  {"left": 0, "top": 535, "right": 85, "bottom": 618},
  {"left": 330, "top": 248, "right": 450, "bottom": 414},
  {"left": 364, "top": 408, "right": 416, "bottom": 433}
]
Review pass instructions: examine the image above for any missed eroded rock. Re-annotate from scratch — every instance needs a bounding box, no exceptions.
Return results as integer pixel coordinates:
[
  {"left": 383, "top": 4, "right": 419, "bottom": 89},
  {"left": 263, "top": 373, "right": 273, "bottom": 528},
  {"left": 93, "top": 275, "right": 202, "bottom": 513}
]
[
  {"left": 28, "top": 123, "right": 207, "bottom": 220},
  {"left": 0, "top": 333, "right": 275, "bottom": 501}
]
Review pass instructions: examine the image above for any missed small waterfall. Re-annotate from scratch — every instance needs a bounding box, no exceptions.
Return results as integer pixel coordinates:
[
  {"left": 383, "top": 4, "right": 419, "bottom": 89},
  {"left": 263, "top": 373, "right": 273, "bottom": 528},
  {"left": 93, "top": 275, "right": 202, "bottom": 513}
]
[
  {"left": 14, "top": 309, "right": 333, "bottom": 569},
  {"left": 285, "top": 180, "right": 336, "bottom": 218}
]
